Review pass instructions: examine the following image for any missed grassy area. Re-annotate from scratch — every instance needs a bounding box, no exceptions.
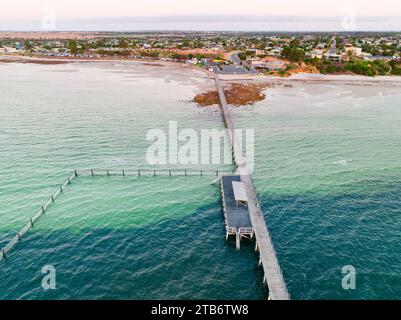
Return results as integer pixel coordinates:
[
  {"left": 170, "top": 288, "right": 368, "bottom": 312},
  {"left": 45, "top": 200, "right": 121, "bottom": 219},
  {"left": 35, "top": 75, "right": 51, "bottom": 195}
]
[
  {"left": 305, "top": 57, "right": 400, "bottom": 76},
  {"left": 345, "top": 59, "right": 391, "bottom": 76}
]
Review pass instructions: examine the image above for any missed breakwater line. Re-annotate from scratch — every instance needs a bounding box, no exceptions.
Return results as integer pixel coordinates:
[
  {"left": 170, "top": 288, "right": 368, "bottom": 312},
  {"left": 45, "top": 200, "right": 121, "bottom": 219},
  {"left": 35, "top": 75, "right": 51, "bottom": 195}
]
[
  {"left": 0, "top": 168, "right": 233, "bottom": 262},
  {"left": 0, "top": 171, "right": 78, "bottom": 262}
]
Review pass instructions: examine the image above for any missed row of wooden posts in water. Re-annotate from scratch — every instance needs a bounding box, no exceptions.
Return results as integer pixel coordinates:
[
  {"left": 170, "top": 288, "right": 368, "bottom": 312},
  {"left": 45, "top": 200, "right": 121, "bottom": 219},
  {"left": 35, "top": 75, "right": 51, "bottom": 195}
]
[{"left": 0, "top": 168, "right": 233, "bottom": 262}]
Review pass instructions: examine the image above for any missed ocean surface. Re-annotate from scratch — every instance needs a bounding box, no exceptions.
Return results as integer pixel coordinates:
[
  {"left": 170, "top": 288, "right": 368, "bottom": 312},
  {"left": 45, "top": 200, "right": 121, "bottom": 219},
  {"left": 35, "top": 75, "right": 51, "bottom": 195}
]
[{"left": 1, "top": 62, "right": 401, "bottom": 300}]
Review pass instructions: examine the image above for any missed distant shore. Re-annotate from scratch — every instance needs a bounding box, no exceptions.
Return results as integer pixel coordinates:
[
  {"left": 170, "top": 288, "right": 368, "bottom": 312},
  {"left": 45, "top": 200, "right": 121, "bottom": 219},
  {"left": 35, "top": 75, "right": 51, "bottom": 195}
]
[
  {"left": 0, "top": 54, "right": 199, "bottom": 70},
  {"left": 2, "top": 54, "right": 401, "bottom": 85}
]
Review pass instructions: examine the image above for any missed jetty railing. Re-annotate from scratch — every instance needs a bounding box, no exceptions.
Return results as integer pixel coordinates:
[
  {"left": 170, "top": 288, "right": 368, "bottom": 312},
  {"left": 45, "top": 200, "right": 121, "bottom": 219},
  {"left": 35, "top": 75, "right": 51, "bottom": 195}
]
[{"left": 0, "top": 168, "right": 233, "bottom": 262}]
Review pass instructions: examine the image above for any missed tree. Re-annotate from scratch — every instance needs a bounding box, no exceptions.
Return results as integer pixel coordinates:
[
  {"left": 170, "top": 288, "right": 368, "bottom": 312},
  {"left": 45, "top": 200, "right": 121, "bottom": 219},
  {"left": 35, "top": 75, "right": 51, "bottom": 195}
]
[
  {"left": 238, "top": 52, "right": 247, "bottom": 60},
  {"left": 390, "top": 60, "right": 401, "bottom": 75},
  {"left": 281, "top": 45, "right": 305, "bottom": 63},
  {"left": 24, "top": 41, "right": 33, "bottom": 52},
  {"left": 345, "top": 59, "right": 377, "bottom": 77},
  {"left": 95, "top": 39, "right": 106, "bottom": 49},
  {"left": 68, "top": 40, "right": 78, "bottom": 54},
  {"left": 118, "top": 38, "right": 128, "bottom": 49},
  {"left": 170, "top": 52, "right": 188, "bottom": 60},
  {"left": 289, "top": 39, "right": 300, "bottom": 48},
  {"left": 80, "top": 43, "right": 86, "bottom": 52},
  {"left": 181, "top": 40, "right": 191, "bottom": 48}
]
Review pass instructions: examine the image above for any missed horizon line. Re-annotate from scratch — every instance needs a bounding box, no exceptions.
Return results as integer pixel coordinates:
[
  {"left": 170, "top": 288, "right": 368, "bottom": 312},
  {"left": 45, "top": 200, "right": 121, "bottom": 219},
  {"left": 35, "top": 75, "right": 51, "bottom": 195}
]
[
  {"left": 2, "top": 30, "right": 401, "bottom": 33},
  {"left": 2, "top": 14, "right": 401, "bottom": 33}
]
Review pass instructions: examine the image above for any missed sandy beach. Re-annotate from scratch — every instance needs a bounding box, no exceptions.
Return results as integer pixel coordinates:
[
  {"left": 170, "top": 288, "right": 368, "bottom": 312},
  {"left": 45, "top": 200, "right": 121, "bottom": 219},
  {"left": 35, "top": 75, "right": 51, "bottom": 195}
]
[
  {"left": 218, "top": 72, "right": 401, "bottom": 86},
  {"left": 0, "top": 54, "right": 215, "bottom": 93},
  {"left": 3, "top": 53, "right": 401, "bottom": 108},
  {"left": 3, "top": 54, "right": 401, "bottom": 86}
]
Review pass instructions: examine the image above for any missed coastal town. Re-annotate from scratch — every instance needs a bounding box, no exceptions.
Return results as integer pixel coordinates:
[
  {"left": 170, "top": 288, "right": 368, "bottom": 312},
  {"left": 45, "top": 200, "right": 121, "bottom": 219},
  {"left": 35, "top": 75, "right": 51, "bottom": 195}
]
[
  {"left": 1, "top": 31, "right": 401, "bottom": 77},
  {"left": 3, "top": 0, "right": 401, "bottom": 307}
]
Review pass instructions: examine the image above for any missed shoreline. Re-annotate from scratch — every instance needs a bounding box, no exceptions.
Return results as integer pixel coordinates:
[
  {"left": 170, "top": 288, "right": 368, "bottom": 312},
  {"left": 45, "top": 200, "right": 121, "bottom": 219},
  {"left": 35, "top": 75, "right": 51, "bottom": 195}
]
[
  {"left": 218, "top": 72, "right": 401, "bottom": 85},
  {"left": 0, "top": 53, "right": 209, "bottom": 73},
  {"left": 2, "top": 54, "right": 401, "bottom": 85},
  {"left": 3, "top": 54, "right": 401, "bottom": 97},
  {"left": 0, "top": 53, "right": 215, "bottom": 89}
]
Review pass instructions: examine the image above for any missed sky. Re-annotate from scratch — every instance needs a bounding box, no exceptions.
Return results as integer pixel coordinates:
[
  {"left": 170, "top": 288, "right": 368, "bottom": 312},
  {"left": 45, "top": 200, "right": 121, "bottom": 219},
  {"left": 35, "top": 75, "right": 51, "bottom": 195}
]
[{"left": 1, "top": 0, "right": 401, "bottom": 31}]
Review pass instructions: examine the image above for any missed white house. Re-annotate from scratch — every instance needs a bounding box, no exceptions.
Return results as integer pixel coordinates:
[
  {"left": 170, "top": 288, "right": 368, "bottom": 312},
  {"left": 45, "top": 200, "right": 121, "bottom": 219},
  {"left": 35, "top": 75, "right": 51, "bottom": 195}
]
[
  {"left": 0, "top": 47, "right": 18, "bottom": 53},
  {"left": 310, "top": 49, "right": 324, "bottom": 59},
  {"left": 344, "top": 46, "right": 362, "bottom": 57}
]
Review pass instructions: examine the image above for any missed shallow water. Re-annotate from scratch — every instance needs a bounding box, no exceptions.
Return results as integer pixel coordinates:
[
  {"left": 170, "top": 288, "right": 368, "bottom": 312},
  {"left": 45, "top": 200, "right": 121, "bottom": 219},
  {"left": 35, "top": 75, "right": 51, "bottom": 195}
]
[{"left": 1, "top": 63, "right": 401, "bottom": 299}]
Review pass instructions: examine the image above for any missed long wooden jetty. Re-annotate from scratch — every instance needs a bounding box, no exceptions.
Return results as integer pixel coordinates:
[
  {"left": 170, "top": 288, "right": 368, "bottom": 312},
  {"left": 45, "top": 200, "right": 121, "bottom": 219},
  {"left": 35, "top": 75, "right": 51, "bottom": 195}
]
[{"left": 214, "top": 73, "right": 290, "bottom": 300}]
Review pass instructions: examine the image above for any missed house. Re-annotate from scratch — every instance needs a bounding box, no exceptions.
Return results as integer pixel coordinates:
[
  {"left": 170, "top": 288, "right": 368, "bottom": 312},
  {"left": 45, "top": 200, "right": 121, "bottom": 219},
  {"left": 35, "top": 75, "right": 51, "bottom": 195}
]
[
  {"left": 15, "top": 42, "right": 24, "bottom": 51},
  {"left": 0, "top": 46, "right": 18, "bottom": 53},
  {"left": 364, "top": 55, "right": 394, "bottom": 61},
  {"left": 249, "top": 57, "right": 286, "bottom": 70},
  {"left": 324, "top": 52, "right": 342, "bottom": 62},
  {"left": 310, "top": 49, "right": 324, "bottom": 59},
  {"left": 344, "top": 45, "right": 362, "bottom": 57},
  {"left": 263, "top": 60, "right": 286, "bottom": 70},
  {"left": 248, "top": 58, "right": 264, "bottom": 66},
  {"left": 268, "top": 47, "right": 282, "bottom": 57},
  {"left": 186, "top": 58, "right": 198, "bottom": 65}
]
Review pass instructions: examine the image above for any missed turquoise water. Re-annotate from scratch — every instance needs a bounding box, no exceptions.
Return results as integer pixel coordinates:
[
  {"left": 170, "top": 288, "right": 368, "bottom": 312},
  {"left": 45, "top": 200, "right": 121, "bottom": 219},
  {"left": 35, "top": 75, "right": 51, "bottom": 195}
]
[
  {"left": 236, "top": 82, "right": 401, "bottom": 299},
  {"left": 1, "top": 62, "right": 401, "bottom": 299}
]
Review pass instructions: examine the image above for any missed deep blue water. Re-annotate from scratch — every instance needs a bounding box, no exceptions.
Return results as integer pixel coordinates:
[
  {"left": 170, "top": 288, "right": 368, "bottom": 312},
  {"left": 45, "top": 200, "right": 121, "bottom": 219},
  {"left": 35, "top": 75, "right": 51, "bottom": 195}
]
[
  {"left": 265, "top": 178, "right": 401, "bottom": 300},
  {"left": 0, "top": 202, "right": 266, "bottom": 300}
]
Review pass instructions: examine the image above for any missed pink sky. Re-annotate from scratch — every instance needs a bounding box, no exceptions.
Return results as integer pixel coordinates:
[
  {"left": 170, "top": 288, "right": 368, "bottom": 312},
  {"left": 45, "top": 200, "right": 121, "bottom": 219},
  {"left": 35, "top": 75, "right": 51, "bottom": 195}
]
[{"left": 2, "top": 0, "right": 400, "bottom": 20}]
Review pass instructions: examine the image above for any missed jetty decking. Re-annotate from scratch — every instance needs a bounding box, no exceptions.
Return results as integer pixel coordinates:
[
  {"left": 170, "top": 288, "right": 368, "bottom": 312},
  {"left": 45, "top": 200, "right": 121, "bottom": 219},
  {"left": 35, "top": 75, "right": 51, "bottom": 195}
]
[
  {"left": 214, "top": 73, "right": 290, "bottom": 300},
  {"left": 221, "top": 175, "right": 253, "bottom": 249}
]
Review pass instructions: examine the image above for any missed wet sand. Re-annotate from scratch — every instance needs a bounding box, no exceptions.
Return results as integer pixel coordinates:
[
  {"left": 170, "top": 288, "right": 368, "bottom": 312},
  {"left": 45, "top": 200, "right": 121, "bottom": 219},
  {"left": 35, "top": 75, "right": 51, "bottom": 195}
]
[
  {"left": 0, "top": 54, "right": 215, "bottom": 94},
  {"left": 219, "top": 72, "right": 401, "bottom": 86},
  {"left": 0, "top": 57, "right": 69, "bottom": 65}
]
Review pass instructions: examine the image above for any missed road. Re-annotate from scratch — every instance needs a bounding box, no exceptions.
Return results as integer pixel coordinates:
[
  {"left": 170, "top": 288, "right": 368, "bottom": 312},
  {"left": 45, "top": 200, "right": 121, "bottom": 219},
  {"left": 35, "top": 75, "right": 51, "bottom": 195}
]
[
  {"left": 225, "top": 51, "right": 258, "bottom": 74},
  {"left": 229, "top": 51, "right": 242, "bottom": 65},
  {"left": 330, "top": 36, "right": 337, "bottom": 55}
]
